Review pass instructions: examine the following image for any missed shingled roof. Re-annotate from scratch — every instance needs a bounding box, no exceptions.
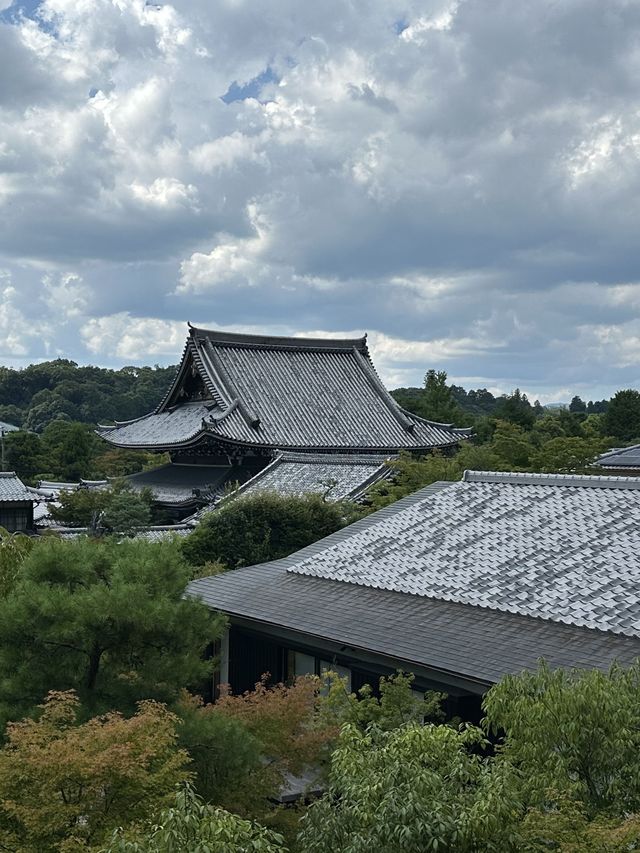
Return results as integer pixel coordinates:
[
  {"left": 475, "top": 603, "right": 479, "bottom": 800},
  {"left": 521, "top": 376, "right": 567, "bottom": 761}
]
[
  {"left": 98, "top": 326, "right": 471, "bottom": 452},
  {"left": 187, "top": 472, "right": 640, "bottom": 686}
]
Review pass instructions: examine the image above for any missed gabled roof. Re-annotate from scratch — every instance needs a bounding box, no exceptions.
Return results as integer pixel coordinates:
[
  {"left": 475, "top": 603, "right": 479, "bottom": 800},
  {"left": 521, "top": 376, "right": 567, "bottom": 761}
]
[
  {"left": 0, "top": 421, "right": 20, "bottom": 434},
  {"left": 125, "top": 462, "right": 258, "bottom": 507},
  {"left": 187, "top": 479, "right": 640, "bottom": 686},
  {"left": 98, "top": 326, "right": 472, "bottom": 452},
  {"left": 597, "top": 444, "right": 640, "bottom": 471},
  {"left": 222, "top": 451, "right": 393, "bottom": 503},
  {"left": 0, "top": 472, "right": 33, "bottom": 502}
]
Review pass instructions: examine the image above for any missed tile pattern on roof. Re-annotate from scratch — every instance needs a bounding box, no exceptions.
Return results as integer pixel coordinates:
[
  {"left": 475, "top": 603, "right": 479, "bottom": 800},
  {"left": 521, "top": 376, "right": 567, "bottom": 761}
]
[
  {"left": 97, "top": 402, "right": 210, "bottom": 448},
  {"left": 0, "top": 421, "right": 19, "bottom": 433},
  {"left": 230, "top": 452, "right": 392, "bottom": 502},
  {"left": 98, "top": 327, "right": 471, "bottom": 451},
  {"left": 289, "top": 473, "right": 640, "bottom": 637},
  {"left": 0, "top": 472, "right": 33, "bottom": 502}
]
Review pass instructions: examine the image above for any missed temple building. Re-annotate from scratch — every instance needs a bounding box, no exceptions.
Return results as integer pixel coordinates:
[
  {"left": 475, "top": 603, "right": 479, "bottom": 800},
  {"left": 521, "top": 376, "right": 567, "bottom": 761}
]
[{"left": 97, "top": 325, "right": 471, "bottom": 517}]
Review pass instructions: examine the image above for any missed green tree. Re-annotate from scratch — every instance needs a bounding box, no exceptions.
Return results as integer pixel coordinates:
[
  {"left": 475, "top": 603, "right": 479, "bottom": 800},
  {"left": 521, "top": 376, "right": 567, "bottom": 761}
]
[
  {"left": 422, "top": 369, "right": 464, "bottom": 424},
  {"left": 0, "top": 691, "right": 189, "bottom": 853},
  {"left": 604, "top": 389, "right": 640, "bottom": 442},
  {"left": 495, "top": 389, "right": 535, "bottom": 430},
  {"left": 530, "top": 436, "right": 604, "bottom": 474},
  {"left": 41, "top": 421, "right": 97, "bottom": 480},
  {"left": 50, "top": 484, "right": 154, "bottom": 533},
  {"left": 483, "top": 661, "right": 640, "bottom": 815},
  {"left": 3, "top": 430, "right": 44, "bottom": 479},
  {"left": 104, "top": 783, "right": 286, "bottom": 853},
  {"left": 490, "top": 421, "right": 531, "bottom": 467},
  {"left": 181, "top": 491, "right": 360, "bottom": 569},
  {"left": 569, "top": 396, "right": 587, "bottom": 413},
  {"left": 0, "top": 526, "right": 34, "bottom": 598},
  {"left": 297, "top": 722, "right": 522, "bottom": 853},
  {"left": 0, "top": 537, "right": 222, "bottom": 726}
]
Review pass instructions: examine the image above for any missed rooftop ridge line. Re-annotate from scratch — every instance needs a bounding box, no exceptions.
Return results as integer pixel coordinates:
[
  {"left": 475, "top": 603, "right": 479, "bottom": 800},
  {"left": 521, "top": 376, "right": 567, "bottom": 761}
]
[
  {"left": 462, "top": 470, "right": 640, "bottom": 489},
  {"left": 189, "top": 324, "right": 368, "bottom": 351}
]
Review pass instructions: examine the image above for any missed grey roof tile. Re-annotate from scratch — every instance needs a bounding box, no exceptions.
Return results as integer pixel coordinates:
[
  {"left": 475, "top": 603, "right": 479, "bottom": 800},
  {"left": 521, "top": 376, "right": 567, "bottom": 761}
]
[
  {"left": 0, "top": 472, "right": 33, "bottom": 502},
  {"left": 224, "top": 451, "right": 393, "bottom": 503},
  {"left": 98, "top": 327, "right": 471, "bottom": 452},
  {"left": 187, "top": 560, "right": 640, "bottom": 686},
  {"left": 287, "top": 470, "right": 640, "bottom": 637},
  {"left": 597, "top": 444, "right": 640, "bottom": 470}
]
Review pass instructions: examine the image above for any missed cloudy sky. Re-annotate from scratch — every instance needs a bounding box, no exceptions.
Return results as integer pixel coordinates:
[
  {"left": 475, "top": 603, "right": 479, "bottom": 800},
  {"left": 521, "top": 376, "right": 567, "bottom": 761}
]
[{"left": 1, "top": 0, "right": 640, "bottom": 402}]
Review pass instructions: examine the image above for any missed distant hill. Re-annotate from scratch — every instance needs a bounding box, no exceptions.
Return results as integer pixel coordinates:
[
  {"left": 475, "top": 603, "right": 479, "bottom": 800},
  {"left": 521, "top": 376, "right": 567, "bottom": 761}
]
[{"left": 0, "top": 360, "right": 177, "bottom": 433}]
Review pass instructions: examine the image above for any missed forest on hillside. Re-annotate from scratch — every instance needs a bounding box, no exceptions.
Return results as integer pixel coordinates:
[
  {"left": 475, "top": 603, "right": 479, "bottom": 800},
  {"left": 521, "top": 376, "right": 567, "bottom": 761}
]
[{"left": 0, "top": 360, "right": 176, "bottom": 433}]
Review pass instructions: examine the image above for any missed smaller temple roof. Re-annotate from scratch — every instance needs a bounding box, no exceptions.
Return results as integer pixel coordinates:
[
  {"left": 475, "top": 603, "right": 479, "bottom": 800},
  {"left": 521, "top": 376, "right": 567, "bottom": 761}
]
[
  {"left": 0, "top": 472, "right": 33, "bottom": 502},
  {"left": 98, "top": 326, "right": 472, "bottom": 453},
  {"left": 125, "top": 462, "right": 248, "bottom": 507},
  {"left": 225, "top": 451, "right": 392, "bottom": 503},
  {"left": 0, "top": 421, "right": 20, "bottom": 434}
]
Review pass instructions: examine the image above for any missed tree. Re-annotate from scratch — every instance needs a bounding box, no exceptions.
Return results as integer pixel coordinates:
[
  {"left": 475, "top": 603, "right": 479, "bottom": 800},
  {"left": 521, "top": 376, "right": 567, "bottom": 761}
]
[
  {"left": 3, "top": 430, "right": 44, "bottom": 479},
  {"left": 530, "top": 436, "right": 604, "bottom": 474},
  {"left": 0, "top": 537, "right": 222, "bottom": 725},
  {"left": 490, "top": 421, "right": 532, "bottom": 467},
  {"left": 422, "top": 369, "right": 464, "bottom": 424},
  {"left": 604, "top": 389, "right": 640, "bottom": 442},
  {"left": 41, "top": 421, "right": 96, "bottom": 480},
  {"left": 181, "top": 491, "right": 361, "bottom": 569},
  {"left": 0, "top": 691, "right": 190, "bottom": 853},
  {"left": 569, "top": 396, "right": 587, "bottom": 413},
  {"left": 483, "top": 661, "right": 640, "bottom": 815},
  {"left": 494, "top": 389, "right": 535, "bottom": 430},
  {"left": 297, "top": 722, "right": 522, "bottom": 853},
  {"left": 0, "top": 526, "right": 34, "bottom": 598},
  {"left": 104, "top": 783, "right": 286, "bottom": 853}
]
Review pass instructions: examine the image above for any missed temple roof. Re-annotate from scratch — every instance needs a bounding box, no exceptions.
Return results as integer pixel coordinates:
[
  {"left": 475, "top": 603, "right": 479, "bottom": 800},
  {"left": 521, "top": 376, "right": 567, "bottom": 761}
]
[
  {"left": 224, "top": 451, "right": 392, "bottom": 503},
  {"left": 98, "top": 326, "right": 472, "bottom": 452}
]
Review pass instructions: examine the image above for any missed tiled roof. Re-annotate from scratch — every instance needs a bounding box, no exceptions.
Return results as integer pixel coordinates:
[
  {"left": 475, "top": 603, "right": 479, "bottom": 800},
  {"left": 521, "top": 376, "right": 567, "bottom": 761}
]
[
  {"left": 126, "top": 461, "right": 264, "bottom": 506},
  {"left": 131, "top": 525, "right": 193, "bottom": 542},
  {"left": 188, "top": 564, "right": 640, "bottom": 687},
  {"left": 98, "top": 402, "right": 210, "bottom": 449},
  {"left": 188, "top": 480, "right": 640, "bottom": 686},
  {"left": 287, "top": 470, "right": 640, "bottom": 637},
  {"left": 0, "top": 421, "right": 19, "bottom": 433},
  {"left": 97, "top": 326, "right": 471, "bottom": 452},
  {"left": 226, "top": 451, "right": 393, "bottom": 503},
  {"left": 597, "top": 444, "right": 640, "bottom": 470},
  {"left": 0, "top": 472, "right": 33, "bottom": 502}
]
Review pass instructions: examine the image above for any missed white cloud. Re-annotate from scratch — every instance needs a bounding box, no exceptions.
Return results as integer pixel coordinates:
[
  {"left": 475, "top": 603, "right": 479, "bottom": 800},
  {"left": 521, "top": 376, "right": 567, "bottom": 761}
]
[{"left": 1, "top": 0, "right": 640, "bottom": 399}]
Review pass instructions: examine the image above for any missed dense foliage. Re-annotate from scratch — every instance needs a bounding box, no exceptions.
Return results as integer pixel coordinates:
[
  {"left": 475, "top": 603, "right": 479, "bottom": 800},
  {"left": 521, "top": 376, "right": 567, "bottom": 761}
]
[
  {"left": 105, "top": 784, "right": 286, "bottom": 853},
  {"left": 0, "top": 359, "right": 175, "bottom": 432},
  {"left": 0, "top": 537, "right": 221, "bottom": 726},
  {"left": 181, "top": 491, "right": 363, "bottom": 569},
  {"left": 0, "top": 691, "right": 189, "bottom": 853},
  {"left": 49, "top": 482, "right": 154, "bottom": 533},
  {"left": 298, "top": 722, "right": 522, "bottom": 853}
]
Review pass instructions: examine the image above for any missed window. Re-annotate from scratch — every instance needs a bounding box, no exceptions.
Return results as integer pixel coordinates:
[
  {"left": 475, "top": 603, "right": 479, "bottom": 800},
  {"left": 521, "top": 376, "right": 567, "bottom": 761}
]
[{"left": 321, "top": 660, "right": 352, "bottom": 692}]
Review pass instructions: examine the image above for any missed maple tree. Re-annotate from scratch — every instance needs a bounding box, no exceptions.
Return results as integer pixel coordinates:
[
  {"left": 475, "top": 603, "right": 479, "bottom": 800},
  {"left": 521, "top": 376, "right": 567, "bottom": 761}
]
[{"left": 0, "top": 691, "right": 190, "bottom": 853}]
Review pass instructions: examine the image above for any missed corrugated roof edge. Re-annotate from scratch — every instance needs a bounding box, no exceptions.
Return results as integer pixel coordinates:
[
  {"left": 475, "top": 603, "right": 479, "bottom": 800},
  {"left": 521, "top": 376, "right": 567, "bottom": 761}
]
[{"left": 463, "top": 470, "right": 640, "bottom": 489}]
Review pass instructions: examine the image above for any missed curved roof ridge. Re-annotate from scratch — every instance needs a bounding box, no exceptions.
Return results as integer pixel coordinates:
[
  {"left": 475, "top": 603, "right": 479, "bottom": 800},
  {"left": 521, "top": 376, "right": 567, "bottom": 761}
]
[{"left": 189, "top": 324, "right": 368, "bottom": 351}]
